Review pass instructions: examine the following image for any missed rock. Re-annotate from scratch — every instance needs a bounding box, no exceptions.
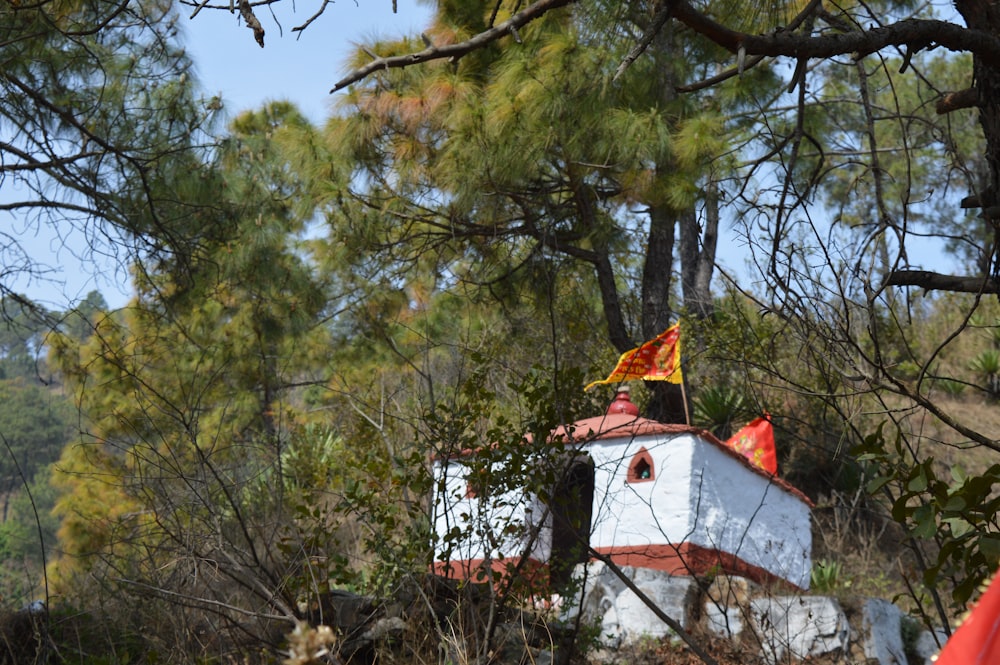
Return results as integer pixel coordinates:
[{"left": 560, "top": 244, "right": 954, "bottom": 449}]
[
  {"left": 362, "top": 616, "right": 407, "bottom": 642},
  {"left": 532, "top": 648, "right": 555, "bottom": 665},
  {"left": 862, "top": 599, "right": 907, "bottom": 665},
  {"left": 704, "top": 601, "right": 744, "bottom": 640},
  {"left": 750, "top": 595, "right": 850, "bottom": 664},
  {"left": 24, "top": 601, "right": 45, "bottom": 615},
  {"left": 913, "top": 628, "right": 948, "bottom": 665},
  {"left": 488, "top": 618, "right": 568, "bottom": 665},
  {"left": 703, "top": 576, "right": 756, "bottom": 639},
  {"left": 298, "top": 573, "right": 960, "bottom": 665},
  {"left": 571, "top": 563, "right": 698, "bottom": 646},
  {"left": 309, "top": 589, "right": 377, "bottom": 634}
]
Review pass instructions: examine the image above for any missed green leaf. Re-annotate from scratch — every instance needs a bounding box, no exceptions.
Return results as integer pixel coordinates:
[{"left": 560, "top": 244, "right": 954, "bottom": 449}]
[
  {"left": 907, "top": 468, "right": 928, "bottom": 493},
  {"left": 941, "top": 494, "right": 967, "bottom": 512},
  {"left": 866, "top": 475, "right": 893, "bottom": 494},
  {"left": 980, "top": 535, "right": 1000, "bottom": 567},
  {"left": 944, "top": 517, "right": 975, "bottom": 539},
  {"left": 911, "top": 504, "right": 936, "bottom": 539}
]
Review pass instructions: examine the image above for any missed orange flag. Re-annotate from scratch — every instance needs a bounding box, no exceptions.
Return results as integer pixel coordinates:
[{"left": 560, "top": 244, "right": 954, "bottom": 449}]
[
  {"left": 936, "top": 568, "right": 1000, "bottom": 665},
  {"left": 726, "top": 415, "right": 777, "bottom": 475},
  {"left": 584, "top": 324, "right": 683, "bottom": 391}
]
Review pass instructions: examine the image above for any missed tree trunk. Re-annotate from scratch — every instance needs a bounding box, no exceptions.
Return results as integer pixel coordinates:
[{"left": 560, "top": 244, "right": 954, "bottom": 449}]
[
  {"left": 641, "top": 203, "right": 678, "bottom": 342},
  {"left": 679, "top": 180, "right": 719, "bottom": 320},
  {"left": 955, "top": 0, "right": 1000, "bottom": 276},
  {"left": 641, "top": 15, "right": 693, "bottom": 424}
]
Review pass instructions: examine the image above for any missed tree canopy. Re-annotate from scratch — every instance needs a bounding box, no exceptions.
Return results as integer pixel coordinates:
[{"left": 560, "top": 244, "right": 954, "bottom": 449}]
[
  {"left": 1, "top": 0, "right": 219, "bottom": 306},
  {"left": 12, "top": 0, "right": 1000, "bottom": 662},
  {"left": 170, "top": 0, "right": 1000, "bottom": 292}
]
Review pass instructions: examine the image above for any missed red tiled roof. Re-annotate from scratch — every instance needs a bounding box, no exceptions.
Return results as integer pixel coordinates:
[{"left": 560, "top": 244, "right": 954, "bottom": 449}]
[
  {"left": 549, "top": 413, "right": 694, "bottom": 442},
  {"left": 433, "top": 411, "right": 813, "bottom": 507},
  {"left": 549, "top": 413, "right": 814, "bottom": 507}
]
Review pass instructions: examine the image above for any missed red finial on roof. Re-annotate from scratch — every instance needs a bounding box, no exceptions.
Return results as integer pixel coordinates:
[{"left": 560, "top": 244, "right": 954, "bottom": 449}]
[{"left": 606, "top": 385, "right": 639, "bottom": 416}]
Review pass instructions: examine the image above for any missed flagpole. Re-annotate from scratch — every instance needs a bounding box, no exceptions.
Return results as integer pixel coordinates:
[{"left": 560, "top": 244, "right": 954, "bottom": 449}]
[{"left": 680, "top": 378, "right": 690, "bottom": 426}]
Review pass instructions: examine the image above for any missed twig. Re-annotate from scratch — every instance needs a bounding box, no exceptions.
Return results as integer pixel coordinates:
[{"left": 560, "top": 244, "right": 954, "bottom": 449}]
[
  {"left": 613, "top": 2, "right": 672, "bottom": 82},
  {"left": 292, "top": 0, "right": 332, "bottom": 34},
  {"left": 114, "top": 577, "right": 291, "bottom": 620},
  {"left": 189, "top": 0, "right": 212, "bottom": 19}
]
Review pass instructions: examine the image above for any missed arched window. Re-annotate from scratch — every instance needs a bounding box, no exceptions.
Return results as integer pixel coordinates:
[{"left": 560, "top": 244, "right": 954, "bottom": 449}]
[{"left": 627, "top": 447, "right": 655, "bottom": 483}]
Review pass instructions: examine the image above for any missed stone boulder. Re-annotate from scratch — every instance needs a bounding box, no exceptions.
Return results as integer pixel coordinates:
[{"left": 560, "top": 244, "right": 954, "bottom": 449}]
[{"left": 565, "top": 563, "right": 945, "bottom": 665}]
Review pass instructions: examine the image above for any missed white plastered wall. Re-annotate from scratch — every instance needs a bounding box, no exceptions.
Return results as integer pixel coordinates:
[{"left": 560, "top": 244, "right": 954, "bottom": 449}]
[
  {"left": 574, "top": 430, "right": 812, "bottom": 589},
  {"left": 431, "top": 458, "right": 544, "bottom": 565},
  {"left": 586, "top": 433, "right": 696, "bottom": 551},
  {"left": 687, "top": 439, "right": 812, "bottom": 588}
]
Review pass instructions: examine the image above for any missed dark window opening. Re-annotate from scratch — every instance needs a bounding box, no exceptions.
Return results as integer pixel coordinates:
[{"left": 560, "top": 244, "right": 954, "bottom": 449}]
[{"left": 627, "top": 447, "right": 655, "bottom": 483}]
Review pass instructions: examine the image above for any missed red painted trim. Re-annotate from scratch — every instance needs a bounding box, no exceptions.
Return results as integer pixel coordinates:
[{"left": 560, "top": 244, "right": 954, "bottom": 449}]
[
  {"left": 591, "top": 543, "right": 804, "bottom": 590},
  {"left": 431, "top": 558, "right": 550, "bottom": 591},
  {"left": 436, "top": 542, "right": 804, "bottom": 591}
]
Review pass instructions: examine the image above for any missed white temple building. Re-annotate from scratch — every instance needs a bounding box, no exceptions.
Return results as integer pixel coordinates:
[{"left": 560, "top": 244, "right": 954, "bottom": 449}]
[{"left": 431, "top": 390, "right": 813, "bottom": 590}]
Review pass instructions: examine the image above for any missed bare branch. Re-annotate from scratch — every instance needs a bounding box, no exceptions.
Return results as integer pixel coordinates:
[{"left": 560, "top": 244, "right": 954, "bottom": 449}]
[
  {"left": 937, "top": 87, "right": 979, "bottom": 114},
  {"left": 114, "top": 577, "right": 290, "bottom": 621},
  {"left": 885, "top": 269, "right": 1000, "bottom": 293},
  {"left": 239, "top": 0, "right": 265, "bottom": 47},
  {"left": 676, "top": 0, "right": 822, "bottom": 92},
  {"left": 291, "top": 0, "right": 332, "bottom": 34},
  {"left": 676, "top": 54, "right": 765, "bottom": 93},
  {"left": 613, "top": 1, "right": 672, "bottom": 82},
  {"left": 669, "top": 0, "right": 1000, "bottom": 64},
  {"left": 330, "top": 0, "right": 574, "bottom": 92}
]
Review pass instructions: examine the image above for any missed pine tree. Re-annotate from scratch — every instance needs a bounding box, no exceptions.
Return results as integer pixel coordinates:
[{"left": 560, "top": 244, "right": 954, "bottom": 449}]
[
  {"left": 320, "top": 0, "right": 782, "bottom": 420},
  {"left": 46, "top": 102, "right": 338, "bottom": 658},
  {"left": 1, "top": 0, "right": 220, "bottom": 301}
]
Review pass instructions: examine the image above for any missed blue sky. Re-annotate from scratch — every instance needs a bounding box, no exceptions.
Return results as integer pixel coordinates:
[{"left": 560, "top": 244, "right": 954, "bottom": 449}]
[
  {"left": 16, "top": 1, "right": 433, "bottom": 310},
  {"left": 182, "top": 2, "right": 433, "bottom": 125}
]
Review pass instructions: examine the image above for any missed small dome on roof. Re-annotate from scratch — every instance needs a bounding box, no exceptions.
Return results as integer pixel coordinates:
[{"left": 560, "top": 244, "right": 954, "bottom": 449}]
[{"left": 606, "top": 385, "right": 640, "bottom": 416}]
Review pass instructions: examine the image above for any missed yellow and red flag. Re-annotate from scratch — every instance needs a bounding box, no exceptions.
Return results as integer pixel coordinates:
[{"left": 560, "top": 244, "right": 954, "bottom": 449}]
[
  {"left": 935, "top": 568, "right": 1000, "bottom": 664},
  {"left": 726, "top": 415, "right": 777, "bottom": 475},
  {"left": 585, "top": 324, "right": 683, "bottom": 391}
]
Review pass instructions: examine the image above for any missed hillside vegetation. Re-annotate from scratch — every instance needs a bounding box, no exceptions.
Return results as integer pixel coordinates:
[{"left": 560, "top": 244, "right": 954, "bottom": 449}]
[
  {"left": 7, "top": 0, "right": 1000, "bottom": 663},
  {"left": 1, "top": 290, "right": 998, "bottom": 663}
]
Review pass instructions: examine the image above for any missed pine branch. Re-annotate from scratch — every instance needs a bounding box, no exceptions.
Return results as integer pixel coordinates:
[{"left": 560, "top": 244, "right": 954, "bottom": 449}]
[
  {"left": 676, "top": 0, "right": 821, "bottom": 92},
  {"left": 329, "top": 0, "right": 1000, "bottom": 100},
  {"left": 330, "top": 0, "right": 575, "bottom": 92},
  {"left": 937, "top": 87, "right": 979, "bottom": 114}
]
